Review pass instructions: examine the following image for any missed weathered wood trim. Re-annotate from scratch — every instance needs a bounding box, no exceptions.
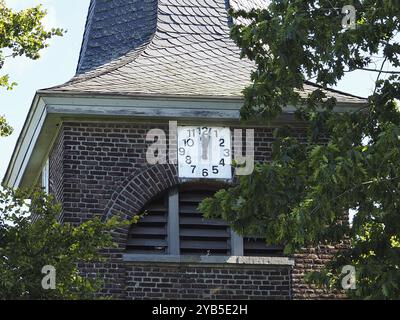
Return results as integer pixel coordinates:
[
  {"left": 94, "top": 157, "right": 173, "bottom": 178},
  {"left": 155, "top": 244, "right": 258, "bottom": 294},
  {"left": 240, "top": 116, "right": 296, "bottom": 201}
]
[
  {"left": 231, "top": 230, "right": 244, "bottom": 256},
  {"left": 168, "top": 188, "right": 180, "bottom": 255}
]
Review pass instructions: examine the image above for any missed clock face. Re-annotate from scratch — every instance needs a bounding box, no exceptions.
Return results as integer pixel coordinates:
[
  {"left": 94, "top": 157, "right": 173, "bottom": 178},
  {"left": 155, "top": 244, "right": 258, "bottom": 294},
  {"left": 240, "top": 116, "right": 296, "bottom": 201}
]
[{"left": 177, "top": 126, "right": 232, "bottom": 179}]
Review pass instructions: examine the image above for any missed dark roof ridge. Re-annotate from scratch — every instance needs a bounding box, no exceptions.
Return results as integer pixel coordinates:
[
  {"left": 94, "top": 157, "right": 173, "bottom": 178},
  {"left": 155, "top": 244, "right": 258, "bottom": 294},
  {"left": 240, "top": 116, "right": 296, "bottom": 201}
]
[{"left": 75, "top": 0, "right": 96, "bottom": 74}]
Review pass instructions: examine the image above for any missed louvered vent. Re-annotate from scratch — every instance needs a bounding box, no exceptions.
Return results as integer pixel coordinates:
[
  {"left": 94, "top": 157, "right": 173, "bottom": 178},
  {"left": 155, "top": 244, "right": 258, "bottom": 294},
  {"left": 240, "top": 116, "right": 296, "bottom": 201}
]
[
  {"left": 243, "top": 237, "right": 283, "bottom": 256},
  {"left": 179, "top": 189, "right": 231, "bottom": 256},
  {"left": 126, "top": 194, "right": 168, "bottom": 254}
]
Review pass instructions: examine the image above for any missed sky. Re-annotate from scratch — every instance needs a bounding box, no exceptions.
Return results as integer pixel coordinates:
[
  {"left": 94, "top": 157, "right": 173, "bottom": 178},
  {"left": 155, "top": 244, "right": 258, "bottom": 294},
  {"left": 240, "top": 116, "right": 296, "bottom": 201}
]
[
  {"left": 0, "top": 0, "right": 394, "bottom": 181},
  {"left": 0, "top": 0, "right": 90, "bottom": 179}
]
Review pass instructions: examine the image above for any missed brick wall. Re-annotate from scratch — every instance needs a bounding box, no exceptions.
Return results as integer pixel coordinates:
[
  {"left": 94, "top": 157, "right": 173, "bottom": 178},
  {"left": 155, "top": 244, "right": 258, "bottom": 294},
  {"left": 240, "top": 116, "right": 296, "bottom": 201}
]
[
  {"left": 49, "top": 126, "right": 64, "bottom": 218},
  {"left": 126, "top": 264, "right": 291, "bottom": 300},
  {"left": 48, "top": 120, "right": 341, "bottom": 300},
  {"left": 292, "top": 245, "right": 346, "bottom": 299},
  {"left": 52, "top": 122, "right": 161, "bottom": 224}
]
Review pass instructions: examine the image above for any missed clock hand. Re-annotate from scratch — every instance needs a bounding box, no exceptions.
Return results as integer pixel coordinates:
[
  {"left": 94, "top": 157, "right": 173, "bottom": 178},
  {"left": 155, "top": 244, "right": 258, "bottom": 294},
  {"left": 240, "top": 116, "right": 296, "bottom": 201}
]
[{"left": 201, "top": 132, "right": 210, "bottom": 160}]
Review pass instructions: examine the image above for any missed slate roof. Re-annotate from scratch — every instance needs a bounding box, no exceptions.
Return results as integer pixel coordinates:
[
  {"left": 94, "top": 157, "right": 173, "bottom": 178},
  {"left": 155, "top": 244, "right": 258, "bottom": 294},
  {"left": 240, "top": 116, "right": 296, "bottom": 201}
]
[
  {"left": 76, "top": 0, "right": 158, "bottom": 74},
  {"left": 45, "top": 0, "right": 366, "bottom": 104}
]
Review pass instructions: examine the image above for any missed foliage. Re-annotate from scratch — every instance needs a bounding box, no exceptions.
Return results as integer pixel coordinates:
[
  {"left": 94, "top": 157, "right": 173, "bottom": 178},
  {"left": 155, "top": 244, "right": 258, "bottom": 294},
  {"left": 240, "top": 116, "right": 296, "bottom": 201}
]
[
  {"left": 0, "top": 115, "right": 12, "bottom": 136},
  {"left": 0, "top": 188, "right": 136, "bottom": 300},
  {"left": 0, "top": 0, "right": 64, "bottom": 136},
  {"left": 199, "top": 0, "right": 400, "bottom": 299}
]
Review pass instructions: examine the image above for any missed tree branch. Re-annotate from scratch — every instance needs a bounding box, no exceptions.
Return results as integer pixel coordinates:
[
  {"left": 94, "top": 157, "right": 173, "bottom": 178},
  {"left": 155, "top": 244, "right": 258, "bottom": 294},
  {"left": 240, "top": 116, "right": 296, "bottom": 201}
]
[
  {"left": 359, "top": 67, "right": 399, "bottom": 74},
  {"left": 373, "top": 56, "right": 388, "bottom": 95},
  {"left": 309, "top": 176, "right": 400, "bottom": 216}
]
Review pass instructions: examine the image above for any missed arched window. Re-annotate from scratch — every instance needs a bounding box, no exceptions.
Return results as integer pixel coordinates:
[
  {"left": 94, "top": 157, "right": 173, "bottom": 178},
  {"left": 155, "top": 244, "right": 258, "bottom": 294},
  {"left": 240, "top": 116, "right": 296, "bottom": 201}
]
[
  {"left": 126, "top": 183, "right": 282, "bottom": 257},
  {"left": 126, "top": 191, "right": 169, "bottom": 255}
]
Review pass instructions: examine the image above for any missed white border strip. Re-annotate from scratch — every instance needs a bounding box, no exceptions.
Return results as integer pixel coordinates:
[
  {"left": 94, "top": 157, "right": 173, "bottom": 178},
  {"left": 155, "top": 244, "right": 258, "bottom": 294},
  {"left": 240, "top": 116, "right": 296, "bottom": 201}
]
[{"left": 123, "top": 254, "right": 295, "bottom": 266}]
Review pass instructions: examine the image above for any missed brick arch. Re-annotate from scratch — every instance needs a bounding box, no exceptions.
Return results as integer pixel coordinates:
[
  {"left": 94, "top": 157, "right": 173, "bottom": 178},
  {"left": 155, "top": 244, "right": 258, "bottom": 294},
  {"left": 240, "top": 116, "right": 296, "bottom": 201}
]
[
  {"left": 104, "top": 164, "right": 179, "bottom": 221},
  {"left": 102, "top": 164, "right": 179, "bottom": 247}
]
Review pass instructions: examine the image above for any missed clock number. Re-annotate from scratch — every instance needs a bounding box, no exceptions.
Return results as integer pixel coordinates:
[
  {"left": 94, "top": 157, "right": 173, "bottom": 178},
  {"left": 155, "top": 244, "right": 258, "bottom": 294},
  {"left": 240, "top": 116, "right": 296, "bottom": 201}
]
[
  {"left": 202, "top": 168, "right": 209, "bottom": 177},
  {"left": 186, "top": 156, "right": 192, "bottom": 164},
  {"left": 212, "top": 166, "right": 219, "bottom": 175},
  {"left": 219, "top": 158, "right": 225, "bottom": 166},
  {"left": 224, "top": 149, "right": 230, "bottom": 157},
  {"left": 197, "top": 127, "right": 211, "bottom": 135},
  {"left": 219, "top": 138, "right": 225, "bottom": 147},
  {"left": 191, "top": 165, "right": 196, "bottom": 174},
  {"left": 179, "top": 147, "right": 186, "bottom": 156},
  {"left": 187, "top": 129, "right": 196, "bottom": 137},
  {"left": 183, "top": 138, "right": 194, "bottom": 147}
]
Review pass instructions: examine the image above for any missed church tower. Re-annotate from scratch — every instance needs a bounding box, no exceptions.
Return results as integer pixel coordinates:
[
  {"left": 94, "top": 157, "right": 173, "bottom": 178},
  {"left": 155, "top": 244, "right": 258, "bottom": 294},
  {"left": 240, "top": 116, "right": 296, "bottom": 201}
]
[{"left": 4, "top": 0, "right": 365, "bottom": 299}]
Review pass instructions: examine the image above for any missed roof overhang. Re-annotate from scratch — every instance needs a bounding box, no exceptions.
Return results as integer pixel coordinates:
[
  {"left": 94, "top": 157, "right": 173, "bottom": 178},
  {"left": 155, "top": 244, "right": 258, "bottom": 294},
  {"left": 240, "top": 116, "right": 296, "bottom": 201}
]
[{"left": 2, "top": 90, "right": 367, "bottom": 190}]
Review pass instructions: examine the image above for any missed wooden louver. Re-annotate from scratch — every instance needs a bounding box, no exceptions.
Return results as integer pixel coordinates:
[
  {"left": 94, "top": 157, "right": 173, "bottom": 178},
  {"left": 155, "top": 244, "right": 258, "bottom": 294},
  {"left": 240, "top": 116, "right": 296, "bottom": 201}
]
[
  {"left": 243, "top": 237, "right": 283, "bottom": 256},
  {"left": 179, "top": 189, "right": 231, "bottom": 256},
  {"left": 126, "top": 185, "right": 283, "bottom": 257},
  {"left": 126, "top": 194, "right": 168, "bottom": 254}
]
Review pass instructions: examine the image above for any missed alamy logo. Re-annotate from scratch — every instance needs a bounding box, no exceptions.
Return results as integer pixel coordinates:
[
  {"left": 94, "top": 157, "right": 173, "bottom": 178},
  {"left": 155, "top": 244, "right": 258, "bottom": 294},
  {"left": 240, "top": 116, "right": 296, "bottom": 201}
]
[
  {"left": 41, "top": 265, "right": 56, "bottom": 290},
  {"left": 341, "top": 265, "right": 356, "bottom": 290},
  {"left": 342, "top": 5, "right": 356, "bottom": 30}
]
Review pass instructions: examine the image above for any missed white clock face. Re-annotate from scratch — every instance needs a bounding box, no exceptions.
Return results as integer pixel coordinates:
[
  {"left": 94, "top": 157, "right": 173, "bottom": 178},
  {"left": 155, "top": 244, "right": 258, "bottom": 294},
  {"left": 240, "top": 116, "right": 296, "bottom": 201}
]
[{"left": 177, "top": 126, "right": 232, "bottom": 179}]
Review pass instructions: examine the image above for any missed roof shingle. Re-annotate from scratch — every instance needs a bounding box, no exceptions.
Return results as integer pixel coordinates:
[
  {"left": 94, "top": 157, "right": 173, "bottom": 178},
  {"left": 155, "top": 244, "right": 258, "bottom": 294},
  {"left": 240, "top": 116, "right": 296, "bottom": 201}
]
[
  {"left": 76, "top": 0, "right": 158, "bottom": 74},
  {"left": 47, "top": 0, "right": 366, "bottom": 104}
]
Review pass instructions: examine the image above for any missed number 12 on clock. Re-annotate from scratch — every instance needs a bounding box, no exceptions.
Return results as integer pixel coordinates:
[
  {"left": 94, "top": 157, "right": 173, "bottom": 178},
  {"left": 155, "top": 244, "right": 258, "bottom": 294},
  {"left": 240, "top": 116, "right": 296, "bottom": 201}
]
[{"left": 177, "top": 126, "right": 232, "bottom": 179}]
